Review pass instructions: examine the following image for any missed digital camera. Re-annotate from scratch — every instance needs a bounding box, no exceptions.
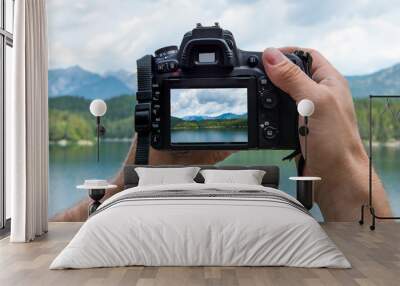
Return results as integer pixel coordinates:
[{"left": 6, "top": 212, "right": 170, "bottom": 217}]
[{"left": 135, "top": 23, "right": 312, "bottom": 151}]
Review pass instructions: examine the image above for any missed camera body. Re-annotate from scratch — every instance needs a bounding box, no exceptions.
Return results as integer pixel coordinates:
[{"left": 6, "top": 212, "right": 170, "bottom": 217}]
[{"left": 135, "top": 23, "right": 312, "bottom": 151}]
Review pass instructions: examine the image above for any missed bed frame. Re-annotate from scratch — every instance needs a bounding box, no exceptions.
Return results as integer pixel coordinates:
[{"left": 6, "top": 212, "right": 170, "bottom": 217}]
[{"left": 123, "top": 165, "right": 280, "bottom": 189}]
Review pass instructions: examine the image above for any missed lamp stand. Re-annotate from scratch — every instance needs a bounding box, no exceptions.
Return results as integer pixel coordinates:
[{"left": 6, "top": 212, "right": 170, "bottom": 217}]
[
  {"left": 96, "top": 117, "right": 100, "bottom": 162},
  {"left": 298, "top": 116, "right": 309, "bottom": 163},
  {"left": 304, "top": 116, "right": 308, "bottom": 163},
  {"left": 95, "top": 116, "right": 106, "bottom": 162}
]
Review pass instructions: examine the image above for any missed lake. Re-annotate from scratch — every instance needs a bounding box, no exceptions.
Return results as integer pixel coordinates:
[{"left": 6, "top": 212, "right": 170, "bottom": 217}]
[
  {"left": 49, "top": 141, "right": 400, "bottom": 221},
  {"left": 171, "top": 128, "right": 248, "bottom": 143}
]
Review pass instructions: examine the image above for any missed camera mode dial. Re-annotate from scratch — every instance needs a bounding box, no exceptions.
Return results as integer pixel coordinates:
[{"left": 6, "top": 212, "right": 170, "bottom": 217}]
[
  {"left": 155, "top": 46, "right": 178, "bottom": 58},
  {"left": 155, "top": 46, "right": 179, "bottom": 73}
]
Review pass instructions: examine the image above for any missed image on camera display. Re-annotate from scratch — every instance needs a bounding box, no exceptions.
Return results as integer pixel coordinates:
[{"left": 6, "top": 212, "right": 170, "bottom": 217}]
[{"left": 170, "top": 88, "right": 248, "bottom": 144}]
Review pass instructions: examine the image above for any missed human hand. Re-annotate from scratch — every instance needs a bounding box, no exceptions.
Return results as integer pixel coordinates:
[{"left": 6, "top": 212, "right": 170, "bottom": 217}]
[{"left": 262, "top": 47, "right": 391, "bottom": 221}]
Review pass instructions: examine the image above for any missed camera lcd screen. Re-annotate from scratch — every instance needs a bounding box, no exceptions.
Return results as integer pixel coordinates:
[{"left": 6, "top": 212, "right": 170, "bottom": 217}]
[{"left": 170, "top": 88, "right": 248, "bottom": 144}]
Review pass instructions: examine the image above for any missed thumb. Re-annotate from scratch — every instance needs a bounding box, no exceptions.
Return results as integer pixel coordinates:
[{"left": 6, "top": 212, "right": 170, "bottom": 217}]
[{"left": 262, "top": 47, "right": 317, "bottom": 102}]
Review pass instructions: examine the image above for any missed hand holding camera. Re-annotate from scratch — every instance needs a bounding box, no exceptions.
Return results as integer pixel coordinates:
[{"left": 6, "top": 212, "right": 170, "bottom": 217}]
[
  {"left": 135, "top": 23, "right": 312, "bottom": 163},
  {"left": 132, "top": 23, "right": 391, "bottom": 221}
]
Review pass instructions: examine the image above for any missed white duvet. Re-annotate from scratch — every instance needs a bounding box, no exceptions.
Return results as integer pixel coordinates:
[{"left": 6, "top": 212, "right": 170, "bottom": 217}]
[{"left": 50, "top": 183, "right": 350, "bottom": 269}]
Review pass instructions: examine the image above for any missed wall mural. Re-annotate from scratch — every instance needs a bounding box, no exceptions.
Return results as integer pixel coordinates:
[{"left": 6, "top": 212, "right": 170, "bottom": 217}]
[{"left": 47, "top": 1, "right": 400, "bottom": 221}]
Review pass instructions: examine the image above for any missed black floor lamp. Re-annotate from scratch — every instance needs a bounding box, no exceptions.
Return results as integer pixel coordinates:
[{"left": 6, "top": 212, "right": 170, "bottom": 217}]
[{"left": 359, "top": 95, "right": 400, "bottom": 230}]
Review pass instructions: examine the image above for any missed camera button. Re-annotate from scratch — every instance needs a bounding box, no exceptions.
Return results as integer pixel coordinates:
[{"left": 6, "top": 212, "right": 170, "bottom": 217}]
[
  {"left": 259, "top": 77, "right": 268, "bottom": 86},
  {"left": 157, "top": 63, "right": 165, "bottom": 72},
  {"left": 261, "top": 92, "right": 278, "bottom": 109},
  {"left": 153, "top": 91, "right": 160, "bottom": 101},
  {"left": 168, "top": 61, "right": 178, "bottom": 71},
  {"left": 263, "top": 125, "right": 278, "bottom": 140},
  {"left": 152, "top": 134, "right": 161, "bottom": 145},
  {"left": 247, "top": 55, "right": 259, "bottom": 67}
]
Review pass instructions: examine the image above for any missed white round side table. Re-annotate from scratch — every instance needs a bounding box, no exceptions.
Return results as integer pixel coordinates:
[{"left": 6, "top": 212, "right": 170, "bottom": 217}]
[{"left": 77, "top": 182, "right": 117, "bottom": 215}]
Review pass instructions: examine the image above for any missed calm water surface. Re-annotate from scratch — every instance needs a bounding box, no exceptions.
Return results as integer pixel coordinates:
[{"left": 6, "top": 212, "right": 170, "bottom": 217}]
[
  {"left": 171, "top": 128, "right": 248, "bottom": 143},
  {"left": 49, "top": 142, "right": 400, "bottom": 220}
]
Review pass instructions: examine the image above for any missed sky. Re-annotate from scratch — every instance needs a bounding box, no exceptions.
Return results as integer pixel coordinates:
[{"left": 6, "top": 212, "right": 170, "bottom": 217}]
[
  {"left": 171, "top": 88, "right": 248, "bottom": 118},
  {"left": 47, "top": 0, "right": 400, "bottom": 76}
]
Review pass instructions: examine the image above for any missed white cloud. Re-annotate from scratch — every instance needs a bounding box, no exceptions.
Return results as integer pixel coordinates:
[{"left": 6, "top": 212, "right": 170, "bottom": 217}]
[
  {"left": 47, "top": 0, "right": 400, "bottom": 75},
  {"left": 171, "top": 88, "right": 247, "bottom": 118}
]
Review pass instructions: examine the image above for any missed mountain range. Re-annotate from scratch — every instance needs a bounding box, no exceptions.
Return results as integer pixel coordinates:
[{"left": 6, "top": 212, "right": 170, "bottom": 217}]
[
  {"left": 347, "top": 63, "right": 400, "bottom": 97},
  {"left": 182, "top": 113, "right": 247, "bottom": 121},
  {"left": 48, "top": 63, "right": 400, "bottom": 99},
  {"left": 48, "top": 65, "right": 136, "bottom": 99}
]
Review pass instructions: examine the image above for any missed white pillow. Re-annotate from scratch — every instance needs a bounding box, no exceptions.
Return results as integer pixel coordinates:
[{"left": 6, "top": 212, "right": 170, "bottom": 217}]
[
  {"left": 200, "top": 169, "right": 266, "bottom": 185},
  {"left": 135, "top": 167, "right": 200, "bottom": 186}
]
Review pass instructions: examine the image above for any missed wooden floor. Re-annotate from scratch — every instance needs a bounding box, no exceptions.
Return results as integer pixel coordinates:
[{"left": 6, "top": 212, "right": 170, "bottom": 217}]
[{"left": 0, "top": 222, "right": 399, "bottom": 286}]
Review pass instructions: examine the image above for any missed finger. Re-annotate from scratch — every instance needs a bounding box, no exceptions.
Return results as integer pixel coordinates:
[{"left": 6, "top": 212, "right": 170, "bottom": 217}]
[
  {"left": 262, "top": 47, "right": 318, "bottom": 102},
  {"left": 278, "top": 46, "right": 343, "bottom": 83}
]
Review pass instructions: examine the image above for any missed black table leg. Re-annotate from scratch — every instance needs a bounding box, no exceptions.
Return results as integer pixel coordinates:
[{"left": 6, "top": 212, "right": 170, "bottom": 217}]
[
  {"left": 88, "top": 189, "right": 106, "bottom": 216},
  {"left": 296, "top": 181, "right": 314, "bottom": 210}
]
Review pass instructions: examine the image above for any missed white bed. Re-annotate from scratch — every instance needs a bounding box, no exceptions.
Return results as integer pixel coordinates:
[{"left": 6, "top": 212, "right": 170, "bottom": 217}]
[{"left": 50, "top": 182, "right": 350, "bottom": 269}]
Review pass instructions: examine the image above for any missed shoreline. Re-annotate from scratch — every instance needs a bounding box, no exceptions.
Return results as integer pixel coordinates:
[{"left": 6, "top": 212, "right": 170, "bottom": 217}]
[
  {"left": 49, "top": 138, "right": 133, "bottom": 147},
  {"left": 172, "top": 126, "right": 247, "bottom": 130},
  {"left": 368, "top": 140, "right": 400, "bottom": 148},
  {"left": 49, "top": 138, "right": 400, "bottom": 148}
]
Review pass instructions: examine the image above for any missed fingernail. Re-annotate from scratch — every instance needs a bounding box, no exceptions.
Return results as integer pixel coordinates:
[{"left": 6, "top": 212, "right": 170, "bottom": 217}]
[{"left": 264, "top": 48, "right": 285, "bottom": 65}]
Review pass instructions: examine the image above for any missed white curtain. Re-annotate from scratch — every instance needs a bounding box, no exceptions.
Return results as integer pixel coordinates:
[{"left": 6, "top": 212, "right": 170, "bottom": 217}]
[{"left": 7, "top": 0, "right": 49, "bottom": 242}]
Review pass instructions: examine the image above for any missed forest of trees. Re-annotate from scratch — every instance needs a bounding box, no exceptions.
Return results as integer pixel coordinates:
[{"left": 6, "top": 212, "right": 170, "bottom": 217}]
[
  {"left": 354, "top": 98, "right": 400, "bottom": 142},
  {"left": 171, "top": 117, "right": 247, "bottom": 130},
  {"left": 49, "top": 95, "right": 135, "bottom": 142},
  {"left": 48, "top": 95, "right": 400, "bottom": 143}
]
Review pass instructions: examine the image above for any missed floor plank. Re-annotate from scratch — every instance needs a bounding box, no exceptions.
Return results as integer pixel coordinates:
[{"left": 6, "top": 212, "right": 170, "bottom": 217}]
[{"left": 0, "top": 222, "right": 399, "bottom": 286}]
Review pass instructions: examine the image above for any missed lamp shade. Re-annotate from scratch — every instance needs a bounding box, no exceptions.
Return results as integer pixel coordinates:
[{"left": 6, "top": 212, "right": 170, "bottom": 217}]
[
  {"left": 297, "top": 99, "right": 315, "bottom": 117},
  {"left": 90, "top": 99, "right": 107, "bottom": 117}
]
